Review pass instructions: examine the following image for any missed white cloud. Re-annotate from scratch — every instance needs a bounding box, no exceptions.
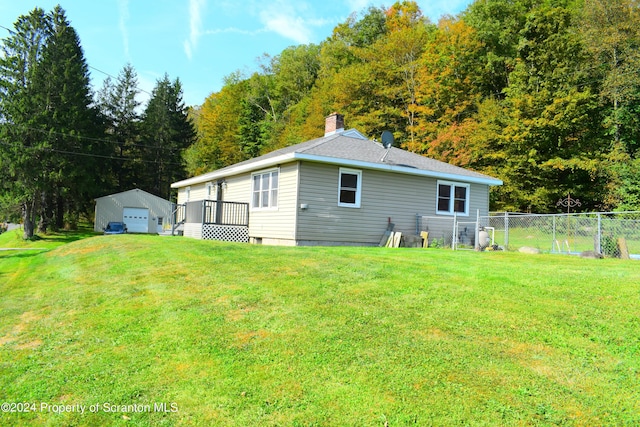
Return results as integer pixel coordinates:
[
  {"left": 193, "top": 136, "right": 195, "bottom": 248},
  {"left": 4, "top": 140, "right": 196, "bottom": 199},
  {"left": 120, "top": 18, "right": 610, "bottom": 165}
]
[
  {"left": 117, "top": 0, "right": 130, "bottom": 58},
  {"left": 203, "top": 27, "right": 267, "bottom": 37},
  {"left": 199, "top": 0, "right": 341, "bottom": 46},
  {"left": 260, "top": 11, "right": 312, "bottom": 44},
  {"left": 258, "top": 0, "right": 333, "bottom": 44},
  {"left": 184, "top": 0, "right": 207, "bottom": 60}
]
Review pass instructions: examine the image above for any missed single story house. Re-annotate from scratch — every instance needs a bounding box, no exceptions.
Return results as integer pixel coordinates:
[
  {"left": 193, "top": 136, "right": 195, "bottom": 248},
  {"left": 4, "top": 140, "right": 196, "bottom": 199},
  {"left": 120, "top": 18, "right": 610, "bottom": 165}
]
[
  {"left": 94, "top": 189, "right": 173, "bottom": 234},
  {"left": 170, "top": 113, "right": 503, "bottom": 246}
]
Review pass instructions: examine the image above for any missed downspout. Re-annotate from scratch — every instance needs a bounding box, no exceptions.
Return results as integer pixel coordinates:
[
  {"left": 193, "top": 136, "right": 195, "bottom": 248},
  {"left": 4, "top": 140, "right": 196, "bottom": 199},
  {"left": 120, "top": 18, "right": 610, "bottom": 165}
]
[{"left": 293, "top": 162, "right": 301, "bottom": 245}]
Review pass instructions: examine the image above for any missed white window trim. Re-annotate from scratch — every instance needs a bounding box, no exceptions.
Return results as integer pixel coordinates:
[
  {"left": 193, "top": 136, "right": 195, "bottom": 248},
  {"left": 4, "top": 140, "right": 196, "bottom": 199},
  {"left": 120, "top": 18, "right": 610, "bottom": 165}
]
[
  {"left": 338, "top": 168, "right": 362, "bottom": 208},
  {"left": 185, "top": 186, "right": 191, "bottom": 202},
  {"left": 251, "top": 168, "right": 279, "bottom": 211},
  {"left": 436, "top": 180, "right": 470, "bottom": 216}
]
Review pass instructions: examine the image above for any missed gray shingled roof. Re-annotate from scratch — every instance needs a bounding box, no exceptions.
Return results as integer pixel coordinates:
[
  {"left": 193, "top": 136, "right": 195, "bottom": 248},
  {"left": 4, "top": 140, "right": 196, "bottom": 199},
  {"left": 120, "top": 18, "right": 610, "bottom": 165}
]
[
  {"left": 172, "top": 130, "right": 502, "bottom": 187},
  {"left": 298, "top": 133, "right": 496, "bottom": 181}
]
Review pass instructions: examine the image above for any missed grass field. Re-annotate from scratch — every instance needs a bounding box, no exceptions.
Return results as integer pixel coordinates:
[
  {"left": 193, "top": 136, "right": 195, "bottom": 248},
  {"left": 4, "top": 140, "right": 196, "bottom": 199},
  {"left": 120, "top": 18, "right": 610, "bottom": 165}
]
[{"left": 1, "top": 230, "right": 639, "bottom": 426}]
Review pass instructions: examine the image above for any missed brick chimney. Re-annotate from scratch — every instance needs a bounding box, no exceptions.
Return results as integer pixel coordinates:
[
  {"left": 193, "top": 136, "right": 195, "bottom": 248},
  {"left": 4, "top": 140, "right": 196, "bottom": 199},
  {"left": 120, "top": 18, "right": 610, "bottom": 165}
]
[{"left": 324, "top": 112, "right": 345, "bottom": 136}]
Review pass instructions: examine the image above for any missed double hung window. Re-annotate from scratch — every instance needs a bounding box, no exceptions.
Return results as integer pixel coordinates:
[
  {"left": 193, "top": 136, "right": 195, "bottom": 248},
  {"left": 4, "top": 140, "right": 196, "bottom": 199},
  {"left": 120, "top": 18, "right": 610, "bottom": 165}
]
[
  {"left": 437, "top": 181, "right": 469, "bottom": 215},
  {"left": 338, "top": 168, "right": 362, "bottom": 208},
  {"left": 252, "top": 169, "right": 279, "bottom": 209}
]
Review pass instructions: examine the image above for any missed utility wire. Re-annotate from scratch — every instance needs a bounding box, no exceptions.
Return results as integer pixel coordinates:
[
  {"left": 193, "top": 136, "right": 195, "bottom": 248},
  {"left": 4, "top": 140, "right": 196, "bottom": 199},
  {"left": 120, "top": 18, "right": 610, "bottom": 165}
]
[
  {"left": 8, "top": 123, "right": 181, "bottom": 150},
  {"left": 2, "top": 22, "right": 156, "bottom": 99},
  {"left": 88, "top": 65, "right": 154, "bottom": 97},
  {"left": 0, "top": 140, "right": 186, "bottom": 166}
]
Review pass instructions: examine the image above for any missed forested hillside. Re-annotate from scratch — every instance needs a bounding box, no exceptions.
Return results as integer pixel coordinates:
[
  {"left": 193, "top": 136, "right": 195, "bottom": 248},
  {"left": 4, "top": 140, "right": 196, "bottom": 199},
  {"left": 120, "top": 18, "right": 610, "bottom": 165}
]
[{"left": 187, "top": 0, "right": 640, "bottom": 213}]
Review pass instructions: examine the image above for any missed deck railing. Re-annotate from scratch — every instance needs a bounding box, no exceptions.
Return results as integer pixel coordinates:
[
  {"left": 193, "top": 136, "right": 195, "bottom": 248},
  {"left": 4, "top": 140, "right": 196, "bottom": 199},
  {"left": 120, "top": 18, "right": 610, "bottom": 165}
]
[
  {"left": 185, "top": 200, "right": 249, "bottom": 227},
  {"left": 171, "top": 203, "right": 186, "bottom": 235}
]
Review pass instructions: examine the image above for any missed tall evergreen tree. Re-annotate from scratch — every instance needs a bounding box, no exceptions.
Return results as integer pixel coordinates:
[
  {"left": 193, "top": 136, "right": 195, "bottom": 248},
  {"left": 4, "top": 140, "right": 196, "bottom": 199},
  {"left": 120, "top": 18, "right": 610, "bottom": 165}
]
[
  {"left": 140, "top": 74, "right": 195, "bottom": 200},
  {"left": 33, "top": 6, "right": 103, "bottom": 231},
  {"left": 96, "top": 63, "right": 142, "bottom": 192},
  {"left": 0, "top": 8, "right": 51, "bottom": 238},
  {"left": 0, "top": 6, "right": 101, "bottom": 236}
]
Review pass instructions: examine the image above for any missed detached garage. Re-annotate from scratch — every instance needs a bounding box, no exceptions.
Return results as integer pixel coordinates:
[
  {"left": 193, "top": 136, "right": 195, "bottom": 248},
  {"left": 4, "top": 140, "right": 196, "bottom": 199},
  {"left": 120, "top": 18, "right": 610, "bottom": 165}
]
[{"left": 94, "top": 189, "right": 173, "bottom": 234}]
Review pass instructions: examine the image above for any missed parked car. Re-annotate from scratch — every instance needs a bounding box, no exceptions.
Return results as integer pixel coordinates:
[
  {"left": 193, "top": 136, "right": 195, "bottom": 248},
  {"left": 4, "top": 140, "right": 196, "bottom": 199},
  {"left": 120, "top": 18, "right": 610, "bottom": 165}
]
[{"left": 104, "top": 222, "right": 127, "bottom": 235}]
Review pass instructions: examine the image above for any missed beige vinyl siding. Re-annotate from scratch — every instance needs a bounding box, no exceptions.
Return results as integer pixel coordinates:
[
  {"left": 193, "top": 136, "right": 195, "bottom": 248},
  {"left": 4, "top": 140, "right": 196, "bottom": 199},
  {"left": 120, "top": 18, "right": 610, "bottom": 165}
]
[
  {"left": 222, "top": 174, "right": 251, "bottom": 203},
  {"left": 296, "top": 162, "right": 491, "bottom": 245},
  {"left": 247, "top": 163, "right": 299, "bottom": 241},
  {"left": 186, "top": 163, "right": 298, "bottom": 241},
  {"left": 177, "top": 184, "right": 208, "bottom": 205}
]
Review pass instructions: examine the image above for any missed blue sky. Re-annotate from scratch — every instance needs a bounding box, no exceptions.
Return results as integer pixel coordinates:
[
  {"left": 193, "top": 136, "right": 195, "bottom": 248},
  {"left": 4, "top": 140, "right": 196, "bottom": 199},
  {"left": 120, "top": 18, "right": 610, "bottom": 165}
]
[{"left": 1, "top": 0, "right": 474, "bottom": 107}]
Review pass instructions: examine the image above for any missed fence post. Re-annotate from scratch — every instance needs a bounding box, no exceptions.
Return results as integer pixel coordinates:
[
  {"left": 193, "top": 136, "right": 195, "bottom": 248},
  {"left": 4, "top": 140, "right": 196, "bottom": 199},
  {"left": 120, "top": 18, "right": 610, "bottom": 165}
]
[
  {"left": 596, "top": 213, "right": 602, "bottom": 254},
  {"left": 474, "top": 209, "right": 480, "bottom": 251},
  {"left": 552, "top": 215, "right": 557, "bottom": 253},
  {"left": 452, "top": 212, "right": 457, "bottom": 250},
  {"left": 504, "top": 211, "right": 509, "bottom": 249}
]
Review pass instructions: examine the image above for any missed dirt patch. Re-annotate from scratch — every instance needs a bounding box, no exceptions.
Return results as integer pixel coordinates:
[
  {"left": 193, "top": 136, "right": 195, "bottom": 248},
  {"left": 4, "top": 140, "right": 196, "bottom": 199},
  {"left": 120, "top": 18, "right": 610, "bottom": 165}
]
[
  {"left": 0, "top": 311, "right": 43, "bottom": 346},
  {"left": 234, "top": 329, "right": 270, "bottom": 346},
  {"left": 16, "top": 339, "right": 43, "bottom": 350},
  {"left": 226, "top": 307, "right": 254, "bottom": 322},
  {"left": 53, "top": 244, "right": 102, "bottom": 257},
  {"left": 20, "top": 310, "right": 41, "bottom": 323}
]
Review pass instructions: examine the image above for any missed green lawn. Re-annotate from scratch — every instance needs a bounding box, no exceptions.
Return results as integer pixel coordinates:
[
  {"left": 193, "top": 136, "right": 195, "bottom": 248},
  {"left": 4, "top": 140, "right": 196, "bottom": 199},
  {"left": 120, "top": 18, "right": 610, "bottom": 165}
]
[{"left": 1, "top": 232, "right": 639, "bottom": 426}]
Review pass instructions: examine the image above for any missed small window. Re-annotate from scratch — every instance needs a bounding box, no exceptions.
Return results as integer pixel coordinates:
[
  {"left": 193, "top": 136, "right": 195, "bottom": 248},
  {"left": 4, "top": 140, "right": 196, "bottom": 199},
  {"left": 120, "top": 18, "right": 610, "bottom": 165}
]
[
  {"left": 252, "top": 169, "right": 279, "bottom": 209},
  {"left": 437, "top": 181, "right": 469, "bottom": 216},
  {"left": 157, "top": 217, "right": 163, "bottom": 226},
  {"left": 338, "top": 168, "right": 362, "bottom": 208}
]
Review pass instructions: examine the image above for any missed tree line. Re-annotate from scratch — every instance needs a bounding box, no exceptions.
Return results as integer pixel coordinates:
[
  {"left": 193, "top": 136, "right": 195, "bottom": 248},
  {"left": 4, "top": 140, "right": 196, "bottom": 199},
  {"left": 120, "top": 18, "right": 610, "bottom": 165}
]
[
  {"left": 187, "top": 0, "right": 640, "bottom": 214},
  {"left": 0, "top": 6, "right": 195, "bottom": 238}
]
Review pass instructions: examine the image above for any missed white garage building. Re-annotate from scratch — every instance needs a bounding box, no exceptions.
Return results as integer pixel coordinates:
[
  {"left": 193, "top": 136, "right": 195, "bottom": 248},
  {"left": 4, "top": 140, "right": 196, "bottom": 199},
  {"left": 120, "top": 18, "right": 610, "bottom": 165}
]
[{"left": 94, "top": 189, "right": 173, "bottom": 234}]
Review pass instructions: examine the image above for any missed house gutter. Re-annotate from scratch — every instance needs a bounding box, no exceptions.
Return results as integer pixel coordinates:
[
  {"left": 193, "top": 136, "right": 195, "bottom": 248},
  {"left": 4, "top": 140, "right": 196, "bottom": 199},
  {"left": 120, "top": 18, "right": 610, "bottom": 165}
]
[
  {"left": 293, "top": 153, "right": 503, "bottom": 186},
  {"left": 171, "top": 153, "right": 298, "bottom": 188},
  {"left": 171, "top": 152, "right": 503, "bottom": 188}
]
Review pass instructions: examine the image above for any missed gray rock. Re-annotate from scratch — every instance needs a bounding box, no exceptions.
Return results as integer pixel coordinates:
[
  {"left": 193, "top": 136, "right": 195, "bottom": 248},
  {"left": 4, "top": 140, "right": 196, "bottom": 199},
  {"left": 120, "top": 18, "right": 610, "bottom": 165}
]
[
  {"left": 580, "top": 250, "right": 603, "bottom": 259},
  {"left": 519, "top": 246, "right": 541, "bottom": 254}
]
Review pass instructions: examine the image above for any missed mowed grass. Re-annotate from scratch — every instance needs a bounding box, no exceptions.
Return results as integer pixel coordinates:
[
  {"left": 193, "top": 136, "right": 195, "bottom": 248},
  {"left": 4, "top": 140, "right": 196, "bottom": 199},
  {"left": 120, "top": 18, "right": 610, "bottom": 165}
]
[{"left": 1, "top": 233, "right": 639, "bottom": 426}]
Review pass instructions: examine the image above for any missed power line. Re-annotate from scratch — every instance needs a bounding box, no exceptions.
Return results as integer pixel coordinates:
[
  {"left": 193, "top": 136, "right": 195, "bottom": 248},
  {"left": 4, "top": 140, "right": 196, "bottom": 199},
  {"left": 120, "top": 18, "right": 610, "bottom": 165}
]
[
  {"left": 0, "top": 140, "right": 186, "bottom": 166},
  {"left": 88, "top": 65, "right": 154, "bottom": 97},
  {"left": 9, "top": 123, "right": 178, "bottom": 151},
  {"left": 2, "top": 22, "right": 156, "bottom": 99},
  {"left": 2, "top": 20, "right": 192, "bottom": 167}
]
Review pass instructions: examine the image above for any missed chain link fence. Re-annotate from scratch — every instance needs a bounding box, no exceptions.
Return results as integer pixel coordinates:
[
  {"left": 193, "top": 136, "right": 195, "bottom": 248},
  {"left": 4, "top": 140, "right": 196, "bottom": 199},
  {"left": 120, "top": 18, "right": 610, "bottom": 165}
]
[
  {"left": 486, "top": 212, "right": 640, "bottom": 258},
  {"left": 417, "top": 211, "right": 640, "bottom": 258}
]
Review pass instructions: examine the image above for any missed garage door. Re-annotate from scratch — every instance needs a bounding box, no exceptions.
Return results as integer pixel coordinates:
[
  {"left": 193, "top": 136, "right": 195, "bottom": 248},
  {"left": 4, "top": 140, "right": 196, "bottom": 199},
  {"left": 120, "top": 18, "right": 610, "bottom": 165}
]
[{"left": 123, "top": 207, "right": 149, "bottom": 233}]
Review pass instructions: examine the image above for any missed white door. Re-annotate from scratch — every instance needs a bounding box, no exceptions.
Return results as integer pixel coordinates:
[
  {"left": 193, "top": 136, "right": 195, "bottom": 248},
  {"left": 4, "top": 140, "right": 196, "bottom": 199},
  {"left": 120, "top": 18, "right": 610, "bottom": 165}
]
[{"left": 123, "top": 207, "right": 149, "bottom": 233}]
